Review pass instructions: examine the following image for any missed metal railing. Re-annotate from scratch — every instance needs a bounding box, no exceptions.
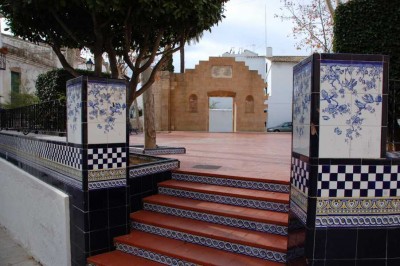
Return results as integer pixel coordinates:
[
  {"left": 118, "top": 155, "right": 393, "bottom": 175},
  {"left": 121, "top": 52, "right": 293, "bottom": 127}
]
[
  {"left": 387, "top": 79, "right": 400, "bottom": 151},
  {"left": 0, "top": 99, "right": 66, "bottom": 136}
]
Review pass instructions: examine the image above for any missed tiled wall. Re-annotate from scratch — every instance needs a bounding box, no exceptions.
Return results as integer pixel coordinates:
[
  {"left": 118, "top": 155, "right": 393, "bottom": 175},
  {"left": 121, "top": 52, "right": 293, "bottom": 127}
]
[
  {"left": 66, "top": 77, "right": 128, "bottom": 190},
  {"left": 288, "top": 54, "right": 399, "bottom": 265},
  {"left": 65, "top": 76, "right": 130, "bottom": 265}
]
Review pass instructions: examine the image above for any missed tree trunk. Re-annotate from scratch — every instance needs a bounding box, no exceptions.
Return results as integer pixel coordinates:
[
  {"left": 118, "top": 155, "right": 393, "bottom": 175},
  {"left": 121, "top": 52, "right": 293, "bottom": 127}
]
[
  {"left": 133, "top": 98, "right": 141, "bottom": 131},
  {"left": 142, "top": 66, "right": 156, "bottom": 149},
  {"left": 180, "top": 38, "right": 185, "bottom": 73}
]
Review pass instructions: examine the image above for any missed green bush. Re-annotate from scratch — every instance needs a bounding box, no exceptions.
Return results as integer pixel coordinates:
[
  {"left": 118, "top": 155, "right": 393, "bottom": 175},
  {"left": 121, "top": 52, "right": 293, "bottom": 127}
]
[
  {"left": 334, "top": 0, "right": 400, "bottom": 147},
  {"left": 35, "top": 68, "right": 111, "bottom": 102},
  {"left": 334, "top": 0, "right": 400, "bottom": 79}
]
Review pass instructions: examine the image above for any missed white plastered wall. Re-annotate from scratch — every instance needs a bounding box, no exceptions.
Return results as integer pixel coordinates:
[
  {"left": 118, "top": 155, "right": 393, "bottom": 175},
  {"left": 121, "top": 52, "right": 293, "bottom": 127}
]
[{"left": 0, "top": 158, "right": 71, "bottom": 266}]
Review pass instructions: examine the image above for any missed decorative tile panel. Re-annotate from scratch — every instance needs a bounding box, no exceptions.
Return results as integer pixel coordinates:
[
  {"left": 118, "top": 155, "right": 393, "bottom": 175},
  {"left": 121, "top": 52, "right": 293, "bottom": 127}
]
[
  {"left": 0, "top": 133, "right": 82, "bottom": 176},
  {"left": 88, "top": 146, "right": 126, "bottom": 170},
  {"left": 66, "top": 80, "right": 82, "bottom": 144},
  {"left": 293, "top": 61, "right": 312, "bottom": 157},
  {"left": 143, "top": 203, "right": 288, "bottom": 235},
  {"left": 291, "top": 158, "right": 309, "bottom": 195},
  {"left": 88, "top": 179, "right": 126, "bottom": 190},
  {"left": 159, "top": 187, "right": 289, "bottom": 212},
  {"left": 87, "top": 80, "right": 126, "bottom": 144},
  {"left": 318, "top": 164, "right": 400, "bottom": 198},
  {"left": 116, "top": 242, "right": 196, "bottom": 266},
  {"left": 319, "top": 60, "right": 384, "bottom": 158},
  {"left": 129, "top": 161, "right": 179, "bottom": 178},
  {"left": 316, "top": 214, "right": 400, "bottom": 228},
  {"left": 317, "top": 198, "right": 400, "bottom": 215},
  {"left": 132, "top": 222, "right": 287, "bottom": 263},
  {"left": 172, "top": 172, "right": 290, "bottom": 193}
]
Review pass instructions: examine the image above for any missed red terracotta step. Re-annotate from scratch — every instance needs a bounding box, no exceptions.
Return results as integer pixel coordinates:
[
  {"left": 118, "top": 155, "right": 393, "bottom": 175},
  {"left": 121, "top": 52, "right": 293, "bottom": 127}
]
[
  {"left": 144, "top": 194, "right": 288, "bottom": 226},
  {"left": 87, "top": 250, "right": 163, "bottom": 266},
  {"left": 130, "top": 210, "right": 288, "bottom": 253},
  {"left": 115, "top": 231, "right": 285, "bottom": 266},
  {"left": 158, "top": 180, "right": 289, "bottom": 203},
  {"left": 173, "top": 169, "right": 290, "bottom": 185}
]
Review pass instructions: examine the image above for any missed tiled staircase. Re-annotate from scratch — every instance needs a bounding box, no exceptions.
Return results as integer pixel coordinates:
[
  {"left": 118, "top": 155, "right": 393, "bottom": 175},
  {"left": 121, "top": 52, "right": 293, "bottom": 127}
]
[{"left": 87, "top": 170, "right": 290, "bottom": 266}]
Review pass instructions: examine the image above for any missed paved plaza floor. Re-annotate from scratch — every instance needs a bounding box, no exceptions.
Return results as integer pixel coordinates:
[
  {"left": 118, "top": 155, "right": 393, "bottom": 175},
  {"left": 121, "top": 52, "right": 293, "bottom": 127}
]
[
  {"left": 0, "top": 227, "right": 40, "bottom": 266},
  {"left": 130, "top": 131, "right": 292, "bottom": 184}
]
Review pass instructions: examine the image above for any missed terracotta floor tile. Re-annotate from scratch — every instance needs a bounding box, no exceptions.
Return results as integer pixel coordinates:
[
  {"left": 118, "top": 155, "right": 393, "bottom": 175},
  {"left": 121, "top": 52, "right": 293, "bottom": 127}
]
[
  {"left": 130, "top": 132, "right": 291, "bottom": 183},
  {"left": 87, "top": 250, "right": 164, "bottom": 266},
  {"left": 144, "top": 194, "right": 289, "bottom": 225},
  {"left": 159, "top": 180, "right": 289, "bottom": 203},
  {"left": 130, "top": 210, "right": 287, "bottom": 252},
  {"left": 115, "top": 231, "right": 285, "bottom": 266}
]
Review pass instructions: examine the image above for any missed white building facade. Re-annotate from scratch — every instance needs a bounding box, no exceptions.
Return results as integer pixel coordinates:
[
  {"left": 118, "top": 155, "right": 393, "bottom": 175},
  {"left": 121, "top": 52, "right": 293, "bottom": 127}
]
[
  {"left": 265, "top": 56, "right": 305, "bottom": 128},
  {"left": 0, "top": 30, "right": 81, "bottom": 106},
  {"left": 222, "top": 49, "right": 305, "bottom": 129}
]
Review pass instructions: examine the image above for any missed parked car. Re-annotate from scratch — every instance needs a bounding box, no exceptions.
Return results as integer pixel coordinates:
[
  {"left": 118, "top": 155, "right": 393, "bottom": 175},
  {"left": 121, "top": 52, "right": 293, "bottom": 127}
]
[{"left": 267, "top": 122, "right": 292, "bottom": 132}]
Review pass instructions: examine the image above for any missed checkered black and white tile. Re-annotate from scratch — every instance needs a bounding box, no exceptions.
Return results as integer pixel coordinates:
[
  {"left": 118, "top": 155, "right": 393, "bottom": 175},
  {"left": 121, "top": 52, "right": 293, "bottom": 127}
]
[
  {"left": 291, "top": 157, "right": 309, "bottom": 195},
  {"left": 88, "top": 146, "right": 126, "bottom": 170},
  {"left": 0, "top": 133, "right": 82, "bottom": 170},
  {"left": 318, "top": 165, "right": 400, "bottom": 198}
]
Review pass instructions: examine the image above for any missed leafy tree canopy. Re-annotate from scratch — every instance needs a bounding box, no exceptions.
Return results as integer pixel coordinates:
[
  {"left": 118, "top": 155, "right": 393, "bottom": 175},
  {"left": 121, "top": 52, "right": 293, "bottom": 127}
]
[
  {"left": 35, "top": 68, "right": 110, "bottom": 102},
  {"left": 0, "top": 0, "right": 228, "bottom": 105}
]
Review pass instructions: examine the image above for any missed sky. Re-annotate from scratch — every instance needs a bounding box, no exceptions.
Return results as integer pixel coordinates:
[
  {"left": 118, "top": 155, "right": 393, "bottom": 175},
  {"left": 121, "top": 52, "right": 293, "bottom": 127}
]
[
  {"left": 0, "top": 0, "right": 310, "bottom": 71},
  {"left": 173, "top": 0, "right": 311, "bottom": 71}
]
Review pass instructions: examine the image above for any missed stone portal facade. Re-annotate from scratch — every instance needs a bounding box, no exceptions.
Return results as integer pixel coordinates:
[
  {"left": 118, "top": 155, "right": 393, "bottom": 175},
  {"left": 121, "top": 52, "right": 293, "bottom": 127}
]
[{"left": 152, "top": 57, "right": 267, "bottom": 132}]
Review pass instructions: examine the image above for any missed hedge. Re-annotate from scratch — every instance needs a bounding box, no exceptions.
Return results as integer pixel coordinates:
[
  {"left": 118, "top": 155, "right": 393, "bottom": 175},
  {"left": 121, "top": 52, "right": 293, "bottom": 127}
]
[
  {"left": 35, "top": 69, "right": 111, "bottom": 103},
  {"left": 334, "top": 0, "right": 400, "bottom": 79}
]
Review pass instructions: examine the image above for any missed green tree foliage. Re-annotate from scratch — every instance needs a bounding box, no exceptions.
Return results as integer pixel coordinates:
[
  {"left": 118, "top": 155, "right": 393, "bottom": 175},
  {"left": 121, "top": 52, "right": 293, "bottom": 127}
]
[
  {"left": 0, "top": 0, "right": 228, "bottom": 106},
  {"left": 334, "top": 0, "right": 400, "bottom": 79},
  {"left": 35, "top": 69, "right": 111, "bottom": 102},
  {"left": 2, "top": 89, "right": 39, "bottom": 109}
]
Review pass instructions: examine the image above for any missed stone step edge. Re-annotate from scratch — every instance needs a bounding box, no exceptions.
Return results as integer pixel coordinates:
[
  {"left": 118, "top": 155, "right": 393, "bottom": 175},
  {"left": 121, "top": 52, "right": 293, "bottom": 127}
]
[
  {"left": 87, "top": 250, "right": 164, "bottom": 266},
  {"left": 115, "top": 241, "right": 196, "bottom": 266},
  {"left": 158, "top": 186, "right": 289, "bottom": 212},
  {"left": 143, "top": 202, "right": 288, "bottom": 236},
  {"left": 131, "top": 221, "right": 287, "bottom": 263},
  {"left": 114, "top": 231, "right": 283, "bottom": 266},
  {"left": 172, "top": 172, "right": 290, "bottom": 193},
  {"left": 173, "top": 169, "right": 290, "bottom": 185}
]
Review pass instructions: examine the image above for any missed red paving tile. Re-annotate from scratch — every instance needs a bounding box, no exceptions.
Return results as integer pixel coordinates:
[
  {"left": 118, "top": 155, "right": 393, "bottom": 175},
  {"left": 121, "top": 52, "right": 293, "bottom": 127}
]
[
  {"left": 144, "top": 194, "right": 289, "bottom": 226},
  {"left": 115, "top": 231, "right": 285, "bottom": 266},
  {"left": 159, "top": 180, "right": 289, "bottom": 203},
  {"left": 131, "top": 210, "right": 288, "bottom": 252},
  {"left": 129, "top": 132, "right": 291, "bottom": 183},
  {"left": 87, "top": 250, "right": 164, "bottom": 266}
]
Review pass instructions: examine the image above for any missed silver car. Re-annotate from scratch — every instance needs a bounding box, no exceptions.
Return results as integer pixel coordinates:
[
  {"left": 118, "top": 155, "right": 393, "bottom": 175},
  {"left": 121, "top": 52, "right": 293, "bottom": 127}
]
[{"left": 267, "top": 122, "right": 293, "bottom": 132}]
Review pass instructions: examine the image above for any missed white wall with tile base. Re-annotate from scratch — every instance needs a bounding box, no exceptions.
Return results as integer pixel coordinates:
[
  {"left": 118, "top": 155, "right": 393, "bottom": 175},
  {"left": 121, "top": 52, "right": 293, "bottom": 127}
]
[{"left": 0, "top": 158, "right": 71, "bottom": 266}]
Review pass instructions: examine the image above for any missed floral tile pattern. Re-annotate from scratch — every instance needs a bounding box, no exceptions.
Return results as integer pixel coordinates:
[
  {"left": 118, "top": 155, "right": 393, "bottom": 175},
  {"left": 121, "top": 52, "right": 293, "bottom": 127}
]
[
  {"left": 87, "top": 81, "right": 127, "bottom": 144},
  {"left": 67, "top": 81, "right": 82, "bottom": 144},
  {"left": 293, "top": 61, "right": 312, "bottom": 156},
  {"left": 319, "top": 60, "right": 384, "bottom": 158}
]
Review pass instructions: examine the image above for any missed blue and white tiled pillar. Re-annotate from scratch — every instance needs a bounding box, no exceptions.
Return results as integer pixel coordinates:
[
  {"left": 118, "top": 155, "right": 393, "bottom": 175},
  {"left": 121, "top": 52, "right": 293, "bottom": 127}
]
[
  {"left": 288, "top": 54, "right": 400, "bottom": 265},
  {"left": 67, "top": 76, "right": 130, "bottom": 264}
]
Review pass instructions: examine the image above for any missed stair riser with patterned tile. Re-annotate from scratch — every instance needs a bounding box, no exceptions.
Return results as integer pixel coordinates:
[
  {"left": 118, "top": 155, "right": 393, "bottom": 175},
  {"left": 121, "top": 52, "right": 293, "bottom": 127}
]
[
  {"left": 172, "top": 172, "right": 290, "bottom": 193},
  {"left": 143, "top": 202, "right": 288, "bottom": 236},
  {"left": 158, "top": 186, "right": 289, "bottom": 212},
  {"left": 115, "top": 242, "right": 196, "bottom": 266},
  {"left": 131, "top": 221, "right": 287, "bottom": 263}
]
